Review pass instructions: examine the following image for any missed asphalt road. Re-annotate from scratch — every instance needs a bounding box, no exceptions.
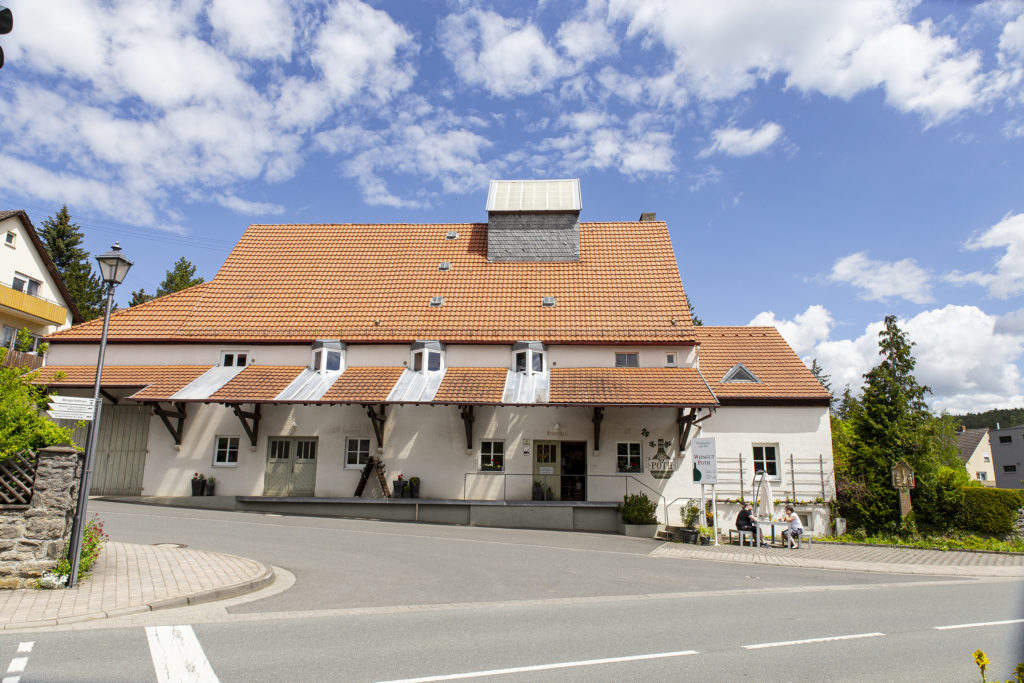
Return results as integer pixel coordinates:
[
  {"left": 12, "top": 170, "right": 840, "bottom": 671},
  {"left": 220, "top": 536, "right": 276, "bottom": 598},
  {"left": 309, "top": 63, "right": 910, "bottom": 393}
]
[{"left": 0, "top": 501, "right": 1021, "bottom": 682}]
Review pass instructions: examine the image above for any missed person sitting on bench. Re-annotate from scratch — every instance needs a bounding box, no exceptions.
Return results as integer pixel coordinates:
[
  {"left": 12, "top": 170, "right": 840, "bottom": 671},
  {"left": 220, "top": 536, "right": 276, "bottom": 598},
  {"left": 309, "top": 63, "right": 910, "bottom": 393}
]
[
  {"left": 735, "top": 502, "right": 764, "bottom": 546},
  {"left": 781, "top": 505, "right": 804, "bottom": 549}
]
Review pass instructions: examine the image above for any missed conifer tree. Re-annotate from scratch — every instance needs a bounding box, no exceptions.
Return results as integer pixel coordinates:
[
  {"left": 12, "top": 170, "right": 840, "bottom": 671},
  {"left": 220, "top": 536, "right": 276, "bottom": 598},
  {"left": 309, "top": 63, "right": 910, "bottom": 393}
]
[
  {"left": 129, "top": 288, "right": 154, "bottom": 307},
  {"left": 156, "top": 257, "right": 204, "bottom": 297},
  {"left": 38, "top": 205, "right": 105, "bottom": 320}
]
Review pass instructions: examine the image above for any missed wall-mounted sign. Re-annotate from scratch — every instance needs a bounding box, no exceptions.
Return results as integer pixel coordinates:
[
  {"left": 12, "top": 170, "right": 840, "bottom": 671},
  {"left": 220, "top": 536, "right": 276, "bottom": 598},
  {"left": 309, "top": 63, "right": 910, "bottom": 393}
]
[
  {"left": 692, "top": 437, "right": 717, "bottom": 484},
  {"left": 539, "top": 466, "right": 554, "bottom": 475},
  {"left": 647, "top": 438, "right": 676, "bottom": 479}
]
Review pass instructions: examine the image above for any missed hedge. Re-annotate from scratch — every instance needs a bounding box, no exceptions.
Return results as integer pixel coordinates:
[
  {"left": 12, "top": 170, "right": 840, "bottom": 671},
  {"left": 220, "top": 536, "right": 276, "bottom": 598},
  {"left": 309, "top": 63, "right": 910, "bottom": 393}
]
[{"left": 956, "top": 487, "right": 1024, "bottom": 535}]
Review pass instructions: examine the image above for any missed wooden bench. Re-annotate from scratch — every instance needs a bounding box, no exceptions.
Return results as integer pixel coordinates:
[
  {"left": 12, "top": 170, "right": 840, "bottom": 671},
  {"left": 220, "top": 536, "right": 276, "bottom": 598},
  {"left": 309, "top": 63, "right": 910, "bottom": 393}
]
[{"left": 728, "top": 528, "right": 755, "bottom": 546}]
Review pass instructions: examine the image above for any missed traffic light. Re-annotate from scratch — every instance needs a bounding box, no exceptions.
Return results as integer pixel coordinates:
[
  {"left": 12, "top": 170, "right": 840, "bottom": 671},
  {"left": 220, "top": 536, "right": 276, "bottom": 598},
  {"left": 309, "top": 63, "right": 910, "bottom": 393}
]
[{"left": 0, "top": 6, "right": 11, "bottom": 70}]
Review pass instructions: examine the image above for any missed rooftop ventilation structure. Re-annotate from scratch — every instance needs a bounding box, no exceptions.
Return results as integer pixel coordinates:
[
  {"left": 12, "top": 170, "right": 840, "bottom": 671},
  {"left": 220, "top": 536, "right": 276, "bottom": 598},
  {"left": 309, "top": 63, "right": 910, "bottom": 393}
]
[
  {"left": 429, "top": 296, "right": 444, "bottom": 307},
  {"left": 541, "top": 296, "right": 556, "bottom": 307},
  {"left": 438, "top": 262, "right": 451, "bottom": 271},
  {"left": 486, "top": 179, "right": 581, "bottom": 262},
  {"left": 446, "top": 230, "right": 458, "bottom": 240}
]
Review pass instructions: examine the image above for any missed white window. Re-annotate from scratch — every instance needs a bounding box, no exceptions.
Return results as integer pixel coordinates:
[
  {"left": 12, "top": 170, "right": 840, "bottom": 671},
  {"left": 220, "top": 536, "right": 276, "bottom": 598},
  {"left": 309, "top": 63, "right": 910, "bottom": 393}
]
[
  {"left": 513, "top": 342, "right": 546, "bottom": 375},
  {"left": 977, "top": 472, "right": 987, "bottom": 481},
  {"left": 345, "top": 438, "right": 371, "bottom": 468},
  {"left": 615, "top": 352, "right": 639, "bottom": 368},
  {"left": 5, "top": 231, "right": 15, "bottom": 248},
  {"left": 753, "top": 444, "right": 779, "bottom": 478},
  {"left": 665, "top": 353, "right": 676, "bottom": 367},
  {"left": 723, "top": 363, "right": 760, "bottom": 383},
  {"left": 411, "top": 341, "right": 444, "bottom": 372},
  {"left": 221, "top": 351, "right": 248, "bottom": 367},
  {"left": 214, "top": 436, "right": 239, "bottom": 466},
  {"left": 984, "top": 456, "right": 990, "bottom": 462},
  {"left": 480, "top": 441, "right": 504, "bottom": 471},
  {"left": 311, "top": 340, "right": 344, "bottom": 373},
  {"left": 12, "top": 273, "right": 40, "bottom": 296},
  {"left": 617, "top": 442, "right": 642, "bottom": 473}
]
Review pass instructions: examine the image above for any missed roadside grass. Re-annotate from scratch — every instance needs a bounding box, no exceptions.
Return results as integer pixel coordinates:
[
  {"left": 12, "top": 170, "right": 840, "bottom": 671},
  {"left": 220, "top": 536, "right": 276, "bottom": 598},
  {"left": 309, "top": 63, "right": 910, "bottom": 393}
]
[{"left": 820, "top": 531, "right": 1024, "bottom": 553}]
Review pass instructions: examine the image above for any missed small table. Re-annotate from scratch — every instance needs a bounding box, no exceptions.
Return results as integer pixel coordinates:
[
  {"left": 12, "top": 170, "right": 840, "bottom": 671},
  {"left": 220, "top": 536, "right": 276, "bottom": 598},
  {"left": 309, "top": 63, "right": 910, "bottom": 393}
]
[{"left": 756, "top": 520, "right": 793, "bottom": 546}]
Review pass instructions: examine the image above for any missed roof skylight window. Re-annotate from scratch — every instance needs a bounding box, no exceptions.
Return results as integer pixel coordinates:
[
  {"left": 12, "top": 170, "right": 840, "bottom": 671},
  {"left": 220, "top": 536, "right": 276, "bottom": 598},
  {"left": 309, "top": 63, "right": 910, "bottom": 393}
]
[
  {"left": 722, "top": 363, "right": 760, "bottom": 383},
  {"left": 429, "top": 296, "right": 445, "bottom": 307},
  {"left": 541, "top": 296, "right": 556, "bottom": 307},
  {"left": 445, "top": 230, "right": 458, "bottom": 240},
  {"left": 438, "top": 262, "right": 451, "bottom": 271}
]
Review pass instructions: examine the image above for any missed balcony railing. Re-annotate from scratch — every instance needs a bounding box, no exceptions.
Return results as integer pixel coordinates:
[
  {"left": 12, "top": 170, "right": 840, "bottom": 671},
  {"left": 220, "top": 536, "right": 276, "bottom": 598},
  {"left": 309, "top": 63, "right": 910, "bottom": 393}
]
[
  {"left": 0, "top": 283, "right": 68, "bottom": 325},
  {"left": 1, "top": 349, "right": 44, "bottom": 370}
]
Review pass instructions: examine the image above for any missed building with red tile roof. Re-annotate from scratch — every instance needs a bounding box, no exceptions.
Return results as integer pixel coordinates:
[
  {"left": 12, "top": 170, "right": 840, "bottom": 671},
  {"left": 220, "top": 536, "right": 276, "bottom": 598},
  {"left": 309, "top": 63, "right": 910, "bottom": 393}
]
[{"left": 39, "top": 180, "right": 834, "bottom": 534}]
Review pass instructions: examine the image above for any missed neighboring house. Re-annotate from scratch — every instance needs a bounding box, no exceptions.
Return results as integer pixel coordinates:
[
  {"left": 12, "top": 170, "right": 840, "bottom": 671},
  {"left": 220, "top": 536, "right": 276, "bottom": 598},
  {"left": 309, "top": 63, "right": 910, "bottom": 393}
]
[
  {"left": 36, "top": 179, "right": 834, "bottom": 532},
  {"left": 990, "top": 425, "right": 1024, "bottom": 489},
  {"left": 956, "top": 427, "right": 995, "bottom": 487},
  {"left": 0, "top": 210, "right": 81, "bottom": 367}
]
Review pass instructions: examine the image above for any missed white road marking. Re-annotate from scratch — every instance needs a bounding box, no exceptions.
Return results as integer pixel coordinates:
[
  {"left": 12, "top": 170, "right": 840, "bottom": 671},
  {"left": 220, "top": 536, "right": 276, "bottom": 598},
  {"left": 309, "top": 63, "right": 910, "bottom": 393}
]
[
  {"left": 934, "top": 618, "right": 1024, "bottom": 630},
  {"left": 376, "top": 650, "right": 699, "bottom": 682},
  {"left": 744, "top": 632, "right": 885, "bottom": 649},
  {"left": 146, "top": 625, "right": 219, "bottom": 683},
  {"left": 13, "top": 645, "right": 31, "bottom": 655},
  {"left": 6, "top": 657, "right": 27, "bottom": 673}
]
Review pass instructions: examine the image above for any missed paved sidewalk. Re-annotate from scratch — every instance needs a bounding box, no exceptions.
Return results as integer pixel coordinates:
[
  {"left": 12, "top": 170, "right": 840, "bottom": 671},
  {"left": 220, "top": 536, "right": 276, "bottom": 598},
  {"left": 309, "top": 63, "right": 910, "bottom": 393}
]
[
  {"left": 0, "top": 542, "right": 273, "bottom": 630},
  {"left": 651, "top": 540, "right": 1024, "bottom": 577}
]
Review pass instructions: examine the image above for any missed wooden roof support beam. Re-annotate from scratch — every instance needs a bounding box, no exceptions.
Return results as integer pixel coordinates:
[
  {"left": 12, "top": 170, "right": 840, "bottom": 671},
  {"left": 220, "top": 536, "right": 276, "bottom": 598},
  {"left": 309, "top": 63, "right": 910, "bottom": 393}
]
[
  {"left": 366, "top": 404, "right": 387, "bottom": 450},
  {"left": 592, "top": 406, "right": 604, "bottom": 453},
  {"left": 100, "top": 389, "right": 119, "bottom": 405},
  {"left": 677, "top": 407, "right": 696, "bottom": 453},
  {"left": 459, "top": 405, "right": 474, "bottom": 450},
  {"left": 232, "top": 403, "right": 261, "bottom": 447},
  {"left": 152, "top": 402, "right": 187, "bottom": 446}
]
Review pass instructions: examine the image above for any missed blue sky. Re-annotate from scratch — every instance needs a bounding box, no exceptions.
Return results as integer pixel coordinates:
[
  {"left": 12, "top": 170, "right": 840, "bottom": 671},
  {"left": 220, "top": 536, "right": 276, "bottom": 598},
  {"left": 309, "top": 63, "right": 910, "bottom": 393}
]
[{"left": 2, "top": 0, "right": 1024, "bottom": 414}]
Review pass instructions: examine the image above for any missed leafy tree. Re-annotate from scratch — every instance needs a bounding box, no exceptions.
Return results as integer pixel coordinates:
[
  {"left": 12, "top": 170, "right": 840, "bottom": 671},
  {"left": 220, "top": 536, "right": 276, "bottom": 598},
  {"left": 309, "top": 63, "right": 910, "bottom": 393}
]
[
  {"left": 38, "top": 205, "right": 106, "bottom": 320},
  {"left": 129, "top": 288, "right": 154, "bottom": 307},
  {"left": 836, "top": 316, "right": 954, "bottom": 533},
  {"left": 0, "top": 350, "right": 76, "bottom": 460},
  {"left": 156, "top": 257, "right": 204, "bottom": 297}
]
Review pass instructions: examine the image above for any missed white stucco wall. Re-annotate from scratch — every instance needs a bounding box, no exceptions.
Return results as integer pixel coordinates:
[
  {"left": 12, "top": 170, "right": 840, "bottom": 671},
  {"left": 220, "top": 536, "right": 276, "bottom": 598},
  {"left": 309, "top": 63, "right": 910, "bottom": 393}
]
[
  {"left": 1, "top": 215, "right": 74, "bottom": 336},
  {"left": 549, "top": 345, "right": 695, "bottom": 368},
  {"left": 965, "top": 435, "right": 995, "bottom": 487}
]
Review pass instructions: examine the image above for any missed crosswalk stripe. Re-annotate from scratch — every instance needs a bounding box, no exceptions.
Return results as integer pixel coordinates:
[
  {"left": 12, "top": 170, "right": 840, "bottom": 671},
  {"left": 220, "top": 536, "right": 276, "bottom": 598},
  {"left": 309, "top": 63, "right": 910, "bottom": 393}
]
[{"left": 146, "top": 625, "right": 219, "bottom": 683}]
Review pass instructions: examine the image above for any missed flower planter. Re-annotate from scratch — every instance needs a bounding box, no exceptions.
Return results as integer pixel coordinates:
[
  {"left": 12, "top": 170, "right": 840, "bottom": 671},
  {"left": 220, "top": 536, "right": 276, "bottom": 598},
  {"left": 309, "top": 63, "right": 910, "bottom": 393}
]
[
  {"left": 393, "top": 480, "right": 407, "bottom": 498},
  {"left": 409, "top": 482, "right": 419, "bottom": 498},
  {"left": 621, "top": 523, "right": 659, "bottom": 538},
  {"left": 678, "top": 528, "right": 699, "bottom": 544},
  {"left": 699, "top": 535, "right": 711, "bottom": 546},
  {"left": 205, "top": 482, "right": 215, "bottom": 496},
  {"left": 191, "top": 479, "right": 205, "bottom": 496}
]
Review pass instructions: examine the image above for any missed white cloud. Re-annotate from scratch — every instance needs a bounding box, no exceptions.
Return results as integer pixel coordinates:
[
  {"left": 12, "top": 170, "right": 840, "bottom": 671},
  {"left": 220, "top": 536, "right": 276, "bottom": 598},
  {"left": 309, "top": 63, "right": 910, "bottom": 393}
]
[
  {"left": 213, "top": 194, "right": 285, "bottom": 216},
  {"left": 699, "top": 122, "right": 783, "bottom": 158},
  {"left": 557, "top": 18, "right": 618, "bottom": 62},
  {"left": 828, "top": 252, "right": 934, "bottom": 304},
  {"left": 439, "top": 9, "right": 566, "bottom": 97},
  {"left": 688, "top": 166, "right": 722, "bottom": 192},
  {"left": 535, "top": 112, "right": 675, "bottom": 177},
  {"left": 946, "top": 213, "right": 1024, "bottom": 299},
  {"left": 749, "top": 304, "right": 833, "bottom": 356},
  {"left": 999, "top": 11, "right": 1024, "bottom": 58},
  {"left": 207, "top": 0, "right": 294, "bottom": 61},
  {"left": 760, "top": 305, "right": 1024, "bottom": 412}
]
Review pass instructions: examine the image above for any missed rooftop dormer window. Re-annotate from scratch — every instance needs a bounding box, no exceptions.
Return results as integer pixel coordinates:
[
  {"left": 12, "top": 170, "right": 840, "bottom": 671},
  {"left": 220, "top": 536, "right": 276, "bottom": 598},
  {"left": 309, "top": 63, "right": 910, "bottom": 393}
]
[
  {"left": 411, "top": 340, "right": 444, "bottom": 372},
  {"left": 513, "top": 341, "right": 546, "bottom": 375},
  {"left": 311, "top": 340, "right": 345, "bottom": 374},
  {"left": 722, "top": 363, "right": 760, "bottom": 383},
  {"left": 221, "top": 351, "right": 248, "bottom": 367}
]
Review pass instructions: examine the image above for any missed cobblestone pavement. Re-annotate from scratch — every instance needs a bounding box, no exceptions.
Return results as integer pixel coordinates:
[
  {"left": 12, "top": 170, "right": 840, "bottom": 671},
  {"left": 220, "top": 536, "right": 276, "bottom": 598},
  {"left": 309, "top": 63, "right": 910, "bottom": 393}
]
[
  {"left": 0, "top": 542, "right": 273, "bottom": 629},
  {"left": 651, "top": 540, "right": 1024, "bottom": 577}
]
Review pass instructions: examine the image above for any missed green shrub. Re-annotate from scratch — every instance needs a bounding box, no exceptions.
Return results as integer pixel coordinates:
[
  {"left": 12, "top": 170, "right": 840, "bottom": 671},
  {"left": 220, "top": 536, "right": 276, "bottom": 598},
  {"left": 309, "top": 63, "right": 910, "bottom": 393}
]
[
  {"left": 681, "top": 500, "right": 700, "bottom": 528},
  {"left": 38, "top": 515, "right": 109, "bottom": 588},
  {"left": 620, "top": 493, "right": 657, "bottom": 525},
  {"left": 957, "top": 487, "right": 1024, "bottom": 535}
]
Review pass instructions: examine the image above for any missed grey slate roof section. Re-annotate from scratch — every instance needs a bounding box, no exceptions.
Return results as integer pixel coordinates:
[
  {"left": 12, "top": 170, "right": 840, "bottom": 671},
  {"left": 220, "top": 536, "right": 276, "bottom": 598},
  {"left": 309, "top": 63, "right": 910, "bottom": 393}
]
[
  {"left": 956, "top": 428, "right": 988, "bottom": 465},
  {"left": 171, "top": 365, "right": 247, "bottom": 399},
  {"left": 276, "top": 368, "right": 343, "bottom": 401},
  {"left": 502, "top": 370, "right": 550, "bottom": 403},
  {"left": 387, "top": 368, "right": 447, "bottom": 402},
  {"left": 486, "top": 213, "right": 580, "bottom": 262}
]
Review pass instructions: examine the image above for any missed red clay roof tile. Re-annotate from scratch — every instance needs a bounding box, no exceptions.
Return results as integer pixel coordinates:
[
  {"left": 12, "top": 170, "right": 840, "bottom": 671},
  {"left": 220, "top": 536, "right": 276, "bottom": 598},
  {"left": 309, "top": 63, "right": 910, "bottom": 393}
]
[
  {"left": 434, "top": 367, "right": 507, "bottom": 403},
  {"left": 549, "top": 367, "right": 717, "bottom": 406}
]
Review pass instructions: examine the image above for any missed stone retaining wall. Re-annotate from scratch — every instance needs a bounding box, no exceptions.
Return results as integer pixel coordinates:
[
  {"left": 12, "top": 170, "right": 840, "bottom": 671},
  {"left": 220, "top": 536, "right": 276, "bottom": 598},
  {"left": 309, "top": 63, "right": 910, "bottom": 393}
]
[{"left": 0, "top": 446, "right": 82, "bottom": 588}]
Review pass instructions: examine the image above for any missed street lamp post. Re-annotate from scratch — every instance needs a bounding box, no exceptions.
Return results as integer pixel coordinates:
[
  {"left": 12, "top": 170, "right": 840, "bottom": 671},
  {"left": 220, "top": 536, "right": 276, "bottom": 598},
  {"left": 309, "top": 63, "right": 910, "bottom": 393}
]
[{"left": 66, "top": 243, "right": 132, "bottom": 589}]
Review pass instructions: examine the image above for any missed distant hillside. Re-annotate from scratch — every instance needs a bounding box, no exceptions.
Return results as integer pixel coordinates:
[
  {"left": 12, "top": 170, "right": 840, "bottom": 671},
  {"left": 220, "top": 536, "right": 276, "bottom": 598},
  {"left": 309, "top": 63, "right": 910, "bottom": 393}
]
[{"left": 954, "top": 408, "right": 1024, "bottom": 429}]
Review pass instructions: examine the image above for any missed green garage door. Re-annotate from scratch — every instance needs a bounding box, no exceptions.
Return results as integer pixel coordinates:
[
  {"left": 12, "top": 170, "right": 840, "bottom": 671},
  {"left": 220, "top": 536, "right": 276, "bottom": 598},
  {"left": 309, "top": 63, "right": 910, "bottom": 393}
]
[{"left": 62, "top": 404, "right": 152, "bottom": 496}]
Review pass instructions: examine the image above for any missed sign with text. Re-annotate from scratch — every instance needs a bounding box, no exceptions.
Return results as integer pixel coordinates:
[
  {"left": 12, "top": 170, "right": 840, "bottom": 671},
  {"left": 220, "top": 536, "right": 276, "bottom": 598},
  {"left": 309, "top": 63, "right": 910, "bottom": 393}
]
[
  {"left": 691, "top": 437, "right": 717, "bottom": 484},
  {"left": 49, "top": 396, "right": 96, "bottom": 409},
  {"left": 46, "top": 409, "right": 94, "bottom": 421}
]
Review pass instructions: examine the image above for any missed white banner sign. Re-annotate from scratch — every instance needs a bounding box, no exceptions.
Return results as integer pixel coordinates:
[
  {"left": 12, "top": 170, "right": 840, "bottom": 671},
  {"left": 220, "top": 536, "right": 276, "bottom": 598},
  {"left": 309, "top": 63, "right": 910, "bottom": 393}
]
[
  {"left": 47, "top": 409, "right": 94, "bottom": 421},
  {"left": 691, "top": 437, "right": 717, "bottom": 484},
  {"left": 48, "top": 396, "right": 96, "bottom": 409}
]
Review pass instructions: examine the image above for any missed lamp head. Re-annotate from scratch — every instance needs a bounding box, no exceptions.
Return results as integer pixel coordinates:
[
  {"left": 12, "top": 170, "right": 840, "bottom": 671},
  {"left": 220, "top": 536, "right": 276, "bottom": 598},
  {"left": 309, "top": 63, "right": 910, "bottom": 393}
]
[{"left": 95, "top": 242, "right": 133, "bottom": 285}]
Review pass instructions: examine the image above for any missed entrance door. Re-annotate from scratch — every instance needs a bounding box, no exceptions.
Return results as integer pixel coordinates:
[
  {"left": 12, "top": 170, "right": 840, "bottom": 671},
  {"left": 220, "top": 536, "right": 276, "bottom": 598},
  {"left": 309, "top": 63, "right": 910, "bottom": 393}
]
[
  {"left": 560, "top": 441, "right": 587, "bottom": 501},
  {"left": 264, "top": 437, "right": 318, "bottom": 496},
  {"left": 61, "top": 404, "right": 151, "bottom": 495},
  {"left": 533, "top": 441, "right": 560, "bottom": 500}
]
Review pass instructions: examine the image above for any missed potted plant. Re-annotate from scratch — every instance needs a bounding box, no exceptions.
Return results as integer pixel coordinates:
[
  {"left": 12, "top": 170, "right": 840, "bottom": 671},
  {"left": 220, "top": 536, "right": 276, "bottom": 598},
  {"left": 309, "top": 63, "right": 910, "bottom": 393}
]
[
  {"left": 393, "top": 474, "right": 407, "bottom": 499},
  {"left": 205, "top": 476, "right": 216, "bottom": 496},
  {"left": 697, "top": 525, "right": 714, "bottom": 546},
  {"left": 532, "top": 480, "right": 544, "bottom": 501},
  {"left": 678, "top": 501, "right": 700, "bottom": 543},
  {"left": 618, "top": 492, "right": 659, "bottom": 537},
  {"left": 408, "top": 476, "right": 420, "bottom": 498},
  {"left": 191, "top": 473, "right": 205, "bottom": 496}
]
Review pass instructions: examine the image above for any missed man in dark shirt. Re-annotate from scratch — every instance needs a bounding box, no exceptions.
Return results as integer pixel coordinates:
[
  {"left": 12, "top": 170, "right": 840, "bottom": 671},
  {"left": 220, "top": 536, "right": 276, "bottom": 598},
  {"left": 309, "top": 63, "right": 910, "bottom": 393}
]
[{"left": 736, "top": 502, "right": 765, "bottom": 546}]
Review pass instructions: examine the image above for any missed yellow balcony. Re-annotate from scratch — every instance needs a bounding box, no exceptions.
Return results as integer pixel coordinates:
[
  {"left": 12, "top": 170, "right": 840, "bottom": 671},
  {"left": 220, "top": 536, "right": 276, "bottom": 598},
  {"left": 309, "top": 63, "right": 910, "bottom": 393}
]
[{"left": 0, "top": 283, "right": 68, "bottom": 325}]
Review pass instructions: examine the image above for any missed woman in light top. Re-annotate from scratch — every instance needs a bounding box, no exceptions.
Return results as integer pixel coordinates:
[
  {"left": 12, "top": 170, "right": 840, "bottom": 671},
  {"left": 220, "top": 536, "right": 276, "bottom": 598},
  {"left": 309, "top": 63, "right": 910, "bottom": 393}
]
[{"left": 780, "top": 504, "right": 803, "bottom": 549}]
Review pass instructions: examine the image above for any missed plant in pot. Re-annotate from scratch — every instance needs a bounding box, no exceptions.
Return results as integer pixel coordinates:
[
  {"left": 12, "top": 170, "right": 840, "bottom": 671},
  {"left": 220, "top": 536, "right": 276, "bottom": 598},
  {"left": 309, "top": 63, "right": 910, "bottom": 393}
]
[
  {"left": 392, "top": 474, "right": 407, "bottom": 498},
  {"left": 619, "top": 492, "right": 659, "bottom": 537},
  {"left": 190, "top": 472, "right": 205, "bottom": 496},
  {"left": 697, "top": 525, "right": 714, "bottom": 546},
  {"left": 408, "top": 476, "right": 420, "bottom": 498},
  {"left": 679, "top": 501, "right": 700, "bottom": 543},
  {"left": 205, "top": 476, "right": 216, "bottom": 496}
]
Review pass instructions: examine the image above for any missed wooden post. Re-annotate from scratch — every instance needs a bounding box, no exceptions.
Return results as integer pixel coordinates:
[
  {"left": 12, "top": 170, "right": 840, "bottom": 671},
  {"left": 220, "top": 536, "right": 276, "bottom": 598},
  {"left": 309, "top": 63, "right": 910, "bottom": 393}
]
[{"left": 789, "top": 454, "right": 796, "bottom": 501}]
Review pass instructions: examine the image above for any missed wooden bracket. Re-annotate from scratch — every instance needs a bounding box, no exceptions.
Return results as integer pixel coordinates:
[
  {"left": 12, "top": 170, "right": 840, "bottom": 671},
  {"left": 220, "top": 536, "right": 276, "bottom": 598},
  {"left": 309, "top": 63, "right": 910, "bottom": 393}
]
[
  {"left": 592, "top": 406, "right": 604, "bottom": 452},
  {"left": 366, "top": 404, "right": 387, "bottom": 449},
  {"left": 677, "top": 407, "right": 715, "bottom": 452},
  {"left": 152, "top": 402, "right": 187, "bottom": 446},
  {"left": 232, "top": 403, "right": 261, "bottom": 447},
  {"left": 99, "top": 389, "right": 119, "bottom": 405},
  {"left": 459, "top": 405, "right": 475, "bottom": 450}
]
